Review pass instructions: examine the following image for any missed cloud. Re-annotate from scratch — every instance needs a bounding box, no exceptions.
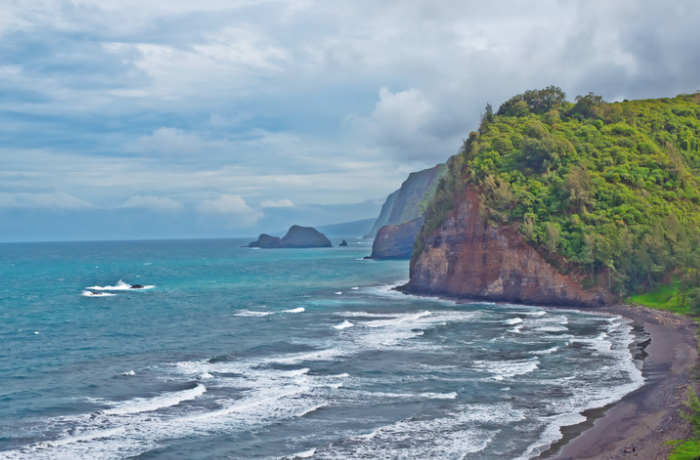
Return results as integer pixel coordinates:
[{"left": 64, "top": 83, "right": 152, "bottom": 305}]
[
  {"left": 2, "top": 0, "right": 700, "bottom": 241},
  {"left": 347, "top": 87, "right": 454, "bottom": 162},
  {"left": 119, "top": 195, "right": 183, "bottom": 212},
  {"left": 260, "top": 199, "right": 294, "bottom": 208},
  {"left": 197, "top": 194, "right": 262, "bottom": 226},
  {"left": 135, "top": 128, "right": 207, "bottom": 157},
  {"left": 0, "top": 192, "right": 92, "bottom": 210}
]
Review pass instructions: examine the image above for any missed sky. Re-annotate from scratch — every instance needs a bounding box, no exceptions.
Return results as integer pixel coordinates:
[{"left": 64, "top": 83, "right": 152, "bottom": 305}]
[{"left": 1, "top": 0, "right": 699, "bottom": 241}]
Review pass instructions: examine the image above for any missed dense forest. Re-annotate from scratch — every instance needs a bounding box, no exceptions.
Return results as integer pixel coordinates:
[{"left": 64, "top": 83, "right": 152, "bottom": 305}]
[{"left": 417, "top": 88, "right": 700, "bottom": 307}]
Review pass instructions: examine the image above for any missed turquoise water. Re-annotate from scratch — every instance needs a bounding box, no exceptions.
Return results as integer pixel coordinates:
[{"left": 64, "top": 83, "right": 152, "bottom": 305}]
[{"left": 0, "top": 239, "right": 644, "bottom": 459}]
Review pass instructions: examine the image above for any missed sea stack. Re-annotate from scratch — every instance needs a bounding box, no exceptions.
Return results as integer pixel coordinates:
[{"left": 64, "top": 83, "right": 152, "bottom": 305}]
[{"left": 249, "top": 225, "right": 332, "bottom": 248}]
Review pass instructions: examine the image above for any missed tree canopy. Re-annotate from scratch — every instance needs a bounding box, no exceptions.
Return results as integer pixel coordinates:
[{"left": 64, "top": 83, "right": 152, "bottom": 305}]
[{"left": 418, "top": 90, "right": 700, "bottom": 298}]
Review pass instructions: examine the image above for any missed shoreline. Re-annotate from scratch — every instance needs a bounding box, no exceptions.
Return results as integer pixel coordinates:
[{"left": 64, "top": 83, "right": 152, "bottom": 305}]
[
  {"left": 395, "top": 286, "right": 699, "bottom": 458},
  {"left": 544, "top": 303, "right": 698, "bottom": 460}
]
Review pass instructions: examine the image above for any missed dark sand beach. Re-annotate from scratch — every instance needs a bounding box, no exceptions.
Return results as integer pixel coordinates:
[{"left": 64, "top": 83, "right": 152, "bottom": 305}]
[{"left": 549, "top": 304, "right": 699, "bottom": 460}]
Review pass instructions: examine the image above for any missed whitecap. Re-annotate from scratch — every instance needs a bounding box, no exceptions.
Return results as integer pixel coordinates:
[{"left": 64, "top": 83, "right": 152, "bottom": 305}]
[
  {"left": 473, "top": 358, "right": 540, "bottom": 380},
  {"left": 296, "top": 404, "right": 326, "bottom": 418},
  {"left": 332, "top": 320, "right": 354, "bottom": 330},
  {"left": 287, "top": 448, "right": 316, "bottom": 459},
  {"left": 283, "top": 307, "right": 305, "bottom": 314},
  {"left": 418, "top": 392, "right": 458, "bottom": 400},
  {"left": 234, "top": 310, "right": 273, "bottom": 317},
  {"left": 121, "top": 370, "right": 136, "bottom": 376},
  {"left": 103, "top": 384, "right": 206, "bottom": 416},
  {"left": 87, "top": 280, "right": 155, "bottom": 291},
  {"left": 334, "top": 292, "right": 342, "bottom": 295},
  {"left": 81, "top": 290, "right": 116, "bottom": 297},
  {"left": 505, "top": 317, "right": 523, "bottom": 325},
  {"left": 531, "top": 346, "right": 559, "bottom": 355}
]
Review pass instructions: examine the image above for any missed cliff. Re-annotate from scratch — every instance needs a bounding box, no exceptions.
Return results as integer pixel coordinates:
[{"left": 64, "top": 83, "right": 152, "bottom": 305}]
[
  {"left": 407, "top": 89, "right": 700, "bottom": 306},
  {"left": 249, "top": 225, "right": 332, "bottom": 248},
  {"left": 369, "top": 217, "right": 424, "bottom": 259},
  {"left": 364, "top": 164, "right": 446, "bottom": 239},
  {"left": 406, "top": 188, "right": 610, "bottom": 306}
]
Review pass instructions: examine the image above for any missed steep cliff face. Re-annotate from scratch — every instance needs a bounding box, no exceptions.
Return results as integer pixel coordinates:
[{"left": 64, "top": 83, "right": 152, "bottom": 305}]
[
  {"left": 365, "top": 190, "right": 399, "bottom": 239},
  {"left": 365, "top": 164, "right": 446, "bottom": 239},
  {"left": 406, "top": 187, "right": 611, "bottom": 307},
  {"left": 369, "top": 217, "right": 423, "bottom": 259}
]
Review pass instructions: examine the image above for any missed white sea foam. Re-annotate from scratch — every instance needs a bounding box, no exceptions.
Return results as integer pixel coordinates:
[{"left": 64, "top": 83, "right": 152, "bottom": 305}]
[
  {"left": 266, "top": 348, "right": 345, "bottom": 365},
  {"left": 531, "top": 346, "right": 560, "bottom": 355},
  {"left": 296, "top": 404, "right": 326, "bottom": 417},
  {"left": 363, "top": 311, "right": 432, "bottom": 328},
  {"left": 286, "top": 448, "right": 316, "bottom": 459},
  {"left": 514, "top": 316, "right": 645, "bottom": 460},
  {"left": 332, "top": 320, "right": 354, "bottom": 330},
  {"left": 87, "top": 280, "right": 155, "bottom": 291},
  {"left": 121, "top": 370, "right": 136, "bottom": 376},
  {"left": 103, "top": 384, "right": 206, "bottom": 415},
  {"left": 29, "top": 427, "right": 127, "bottom": 450},
  {"left": 322, "top": 405, "right": 521, "bottom": 460},
  {"left": 350, "top": 287, "right": 359, "bottom": 290},
  {"left": 473, "top": 358, "right": 540, "bottom": 380},
  {"left": 234, "top": 310, "right": 274, "bottom": 317},
  {"left": 283, "top": 307, "right": 305, "bottom": 314},
  {"left": 505, "top": 317, "right": 523, "bottom": 325},
  {"left": 334, "top": 292, "right": 342, "bottom": 295},
  {"left": 81, "top": 290, "right": 116, "bottom": 297}
]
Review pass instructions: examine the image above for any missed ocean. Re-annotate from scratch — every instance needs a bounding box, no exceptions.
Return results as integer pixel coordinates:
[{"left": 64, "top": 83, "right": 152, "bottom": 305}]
[{"left": 0, "top": 238, "right": 645, "bottom": 460}]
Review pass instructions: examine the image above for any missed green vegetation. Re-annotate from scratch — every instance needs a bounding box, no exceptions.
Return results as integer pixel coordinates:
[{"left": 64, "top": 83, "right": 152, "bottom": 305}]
[
  {"left": 667, "top": 387, "right": 700, "bottom": 459},
  {"left": 417, "top": 88, "right": 700, "bottom": 304},
  {"left": 628, "top": 282, "right": 688, "bottom": 314}
]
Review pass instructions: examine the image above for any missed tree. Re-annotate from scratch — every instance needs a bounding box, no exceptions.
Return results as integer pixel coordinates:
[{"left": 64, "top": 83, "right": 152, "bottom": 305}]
[{"left": 572, "top": 92, "right": 604, "bottom": 119}]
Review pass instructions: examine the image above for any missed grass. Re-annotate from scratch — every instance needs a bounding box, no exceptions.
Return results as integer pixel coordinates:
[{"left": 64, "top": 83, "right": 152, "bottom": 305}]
[{"left": 628, "top": 282, "right": 691, "bottom": 315}]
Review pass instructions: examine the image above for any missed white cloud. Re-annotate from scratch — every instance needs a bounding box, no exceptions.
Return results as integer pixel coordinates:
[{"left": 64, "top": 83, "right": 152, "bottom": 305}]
[
  {"left": 0, "top": 192, "right": 92, "bottom": 210},
  {"left": 260, "top": 199, "right": 294, "bottom": 208},
  {"left": 119, "top": 195, "right": 183, "bottom": 212},
  {"left": 197, "top": 194, "right": 262, "bottom": 226},
  {"left": 347, "top": 86, "right": 457, "bottom": 162},
  {"left": 136, "top": 127, "right": 206, "bottom": 156}
]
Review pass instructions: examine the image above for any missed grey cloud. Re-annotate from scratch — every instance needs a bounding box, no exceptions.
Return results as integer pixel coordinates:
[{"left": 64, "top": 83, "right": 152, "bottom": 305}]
[{"left": 2, "top": 0, "right": 699, "bottom": 240}]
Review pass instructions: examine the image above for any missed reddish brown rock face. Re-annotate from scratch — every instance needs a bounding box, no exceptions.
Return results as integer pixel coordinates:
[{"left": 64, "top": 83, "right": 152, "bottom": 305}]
[{"left": 407, "top": 188, "right": 611, "bottom": 307}]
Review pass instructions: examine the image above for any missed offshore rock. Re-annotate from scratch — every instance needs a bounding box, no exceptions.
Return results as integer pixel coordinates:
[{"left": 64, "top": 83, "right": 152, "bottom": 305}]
[
  {"left": 249, "top": 226, "right": 332, "bottom": 249},
  {"left": 406, "top": 187, "right": 611, "bottom": 307},
  {"left": 248, "top": 233, "right": 283, "bottom": 248},
  {"left": 369, "top": 217, "right": 423, "bottom": 259}
]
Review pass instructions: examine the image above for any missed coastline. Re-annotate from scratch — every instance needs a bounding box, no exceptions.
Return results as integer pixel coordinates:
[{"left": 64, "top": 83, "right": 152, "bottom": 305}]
[
  {"left": 546, "top": 303, "right": 699, "bottom": 460},
  {"left": 395, "top": 286, "right": 699, "bottom": 458}
]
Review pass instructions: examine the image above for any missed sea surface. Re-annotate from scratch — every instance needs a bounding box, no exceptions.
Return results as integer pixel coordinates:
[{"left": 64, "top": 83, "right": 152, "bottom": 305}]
[{"left": 0, "top": 238, "right": 645, "bottom": 460}]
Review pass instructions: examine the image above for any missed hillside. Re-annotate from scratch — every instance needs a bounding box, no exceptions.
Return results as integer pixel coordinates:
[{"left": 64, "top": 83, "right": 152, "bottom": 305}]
[{"left": 408, "top": 89, "right": 700, "bottom": 306}]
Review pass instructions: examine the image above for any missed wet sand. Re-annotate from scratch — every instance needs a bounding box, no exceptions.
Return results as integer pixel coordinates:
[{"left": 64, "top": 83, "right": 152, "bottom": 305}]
[{"left": 548, "top": 304, "right": 698, "bottom": 460}]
